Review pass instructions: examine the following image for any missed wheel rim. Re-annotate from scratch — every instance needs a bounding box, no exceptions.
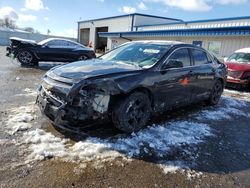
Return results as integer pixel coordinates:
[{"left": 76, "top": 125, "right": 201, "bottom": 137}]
[
  {"left": 79, "top": 55, "right": 87, "bottom": 60},
  {"left": 126, "top": 98, "right": 148, "bottom": 129},
  {"left": 211, "top": 82, "right": 223, "bottom": 103},
  {"left": 19, "top": 51, "right": 32, "bottom": 64}
]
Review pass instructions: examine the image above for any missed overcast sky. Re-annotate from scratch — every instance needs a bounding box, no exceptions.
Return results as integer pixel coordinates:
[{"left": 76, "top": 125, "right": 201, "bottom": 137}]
[{"left": 0, "top": 0, "right": 249, "bottom": 38}]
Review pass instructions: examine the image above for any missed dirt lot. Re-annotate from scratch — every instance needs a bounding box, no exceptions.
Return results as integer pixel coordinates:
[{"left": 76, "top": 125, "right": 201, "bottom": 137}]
[{"left": 0, "top": 46, "right": 250, "bottom": 188}]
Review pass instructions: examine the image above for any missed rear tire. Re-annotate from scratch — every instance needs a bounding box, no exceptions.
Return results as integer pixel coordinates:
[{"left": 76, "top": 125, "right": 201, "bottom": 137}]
[
  {"left": 206, "top": 80, "right": 223, "bottom": 105},
  {"left": 17, "top": 50, "right": 36, "bottom": 66},
  {"left": 112, "top": 92, "right": 151, "bottom": 133}
]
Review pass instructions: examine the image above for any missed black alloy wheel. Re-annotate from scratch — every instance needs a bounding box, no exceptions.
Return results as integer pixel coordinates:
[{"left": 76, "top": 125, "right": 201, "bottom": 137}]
[
  {"left": 207, "top": 80, "right": 223, "bottom": 105},
  {"left": 17, "top": 50, "right": 34, "bottom": 66},
  {"left": 112, "top": 92, "right": 151, "bottom": 133}
]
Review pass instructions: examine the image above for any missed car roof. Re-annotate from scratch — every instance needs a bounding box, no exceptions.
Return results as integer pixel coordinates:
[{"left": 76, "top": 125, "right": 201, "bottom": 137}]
[
  {"left": 235, "top": 48, "right": 250, "bottom": 53},
  {"left": 128, "top": 40, "right": 204, "bottom": 49},
  {"left": 38, "top": 38, "right": 84, "bottom": 47},
  {"left": 131, "top": 40, "right": 183, "bottom": 45}
]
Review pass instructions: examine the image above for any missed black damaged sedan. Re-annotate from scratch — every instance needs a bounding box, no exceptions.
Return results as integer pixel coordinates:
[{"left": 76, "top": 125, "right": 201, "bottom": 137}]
[
  {"left": 37, "top": 41, "right": 227, "bottom": 133},
  {"left": 6, "top": 37, "right": 96, "bottom": 66}
]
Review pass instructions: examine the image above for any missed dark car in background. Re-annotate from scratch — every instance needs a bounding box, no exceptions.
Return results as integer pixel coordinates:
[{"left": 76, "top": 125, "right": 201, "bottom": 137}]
[
  {"left": 6, "top": 37, "right": 96, "bottom": 66},
  {"left": 36, "top": 41, "right": 227, "bottom": 133},
  {"left": 224, "top": 48, "right": 250, "bottom": 89}
]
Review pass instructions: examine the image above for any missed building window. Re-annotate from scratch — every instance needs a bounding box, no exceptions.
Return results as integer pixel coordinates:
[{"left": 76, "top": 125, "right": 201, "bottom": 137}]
[
  {"left": 208, "top": 41, "right": 221, "bottom": 56},
  {"left": 193, "top": 41, "right": 203, "bottom": 47}
]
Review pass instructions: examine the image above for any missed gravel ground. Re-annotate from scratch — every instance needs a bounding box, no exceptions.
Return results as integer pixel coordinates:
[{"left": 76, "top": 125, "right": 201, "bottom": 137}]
[{"left": 0, "top": 46, "right": 250, "bottom": 188}]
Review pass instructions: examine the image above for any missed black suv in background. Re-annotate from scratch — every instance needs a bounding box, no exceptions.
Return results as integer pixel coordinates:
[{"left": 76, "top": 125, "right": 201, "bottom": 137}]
[{"left": 37, "top": 41, "right": 227, "bottom": 133}]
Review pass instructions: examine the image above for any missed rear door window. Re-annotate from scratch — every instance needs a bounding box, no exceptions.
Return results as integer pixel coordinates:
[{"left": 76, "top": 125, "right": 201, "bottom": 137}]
[
  {"left": 168, "top": 48, "right": 191, "bottom": 67},
  {"left": 192, "top": 49, "right": 209, "bottom": 66},
  {"left": 47, "top": 40, "right": 68, "bottom": 47}
]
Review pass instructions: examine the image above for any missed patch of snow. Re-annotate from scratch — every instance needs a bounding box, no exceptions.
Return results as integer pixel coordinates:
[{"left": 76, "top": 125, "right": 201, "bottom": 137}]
[
  {"left": 9, "top": 113, "right": 34, "bottom": 122},
  {"left": 22, "top": 128, "right": 122, "bottom": 163},
  {"left": 24, "top": 88, "right": 37, "bottom": 96},
  {"left": 24, "top": 129, "right": 68, "bottom": 162},
  {"left": 0, "top": 139, "right": 8, "bottom": 145},
  {"left": 15, "top": 88, "right": 37, "bottom": 97},
  {"left": 223, "top": 89, "right": 250, "bottom": 102},
  {"left": 69, "top": 139, "right": 122, "bottom": 161},
  {"left": 106, "top": 121, "right": 212, "bottom": 158},
  {"left": 11, "top": 123, "right": 33, "bottom": 135},
  {"left": 159, "top": 161, "right": 186, "bottom": 174},
  {"left": 223, "top": 96, "right": 247, "bottom": 108},
  {"left": 196, "top": 97, "right": 248, "bottom": 121},
  {"left": 186, "top": 170, "right": 203, "bottom": 180},
  {"left": 20, "top": 120, "right": 212, "bottom": 166},
  {"left": 5, "top": 104, "right": 36, "bottom": 134}
]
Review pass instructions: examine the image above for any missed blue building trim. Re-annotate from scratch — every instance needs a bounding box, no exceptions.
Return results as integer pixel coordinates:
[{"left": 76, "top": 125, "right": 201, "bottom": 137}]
[
  {"left": 99, "top": 26, "right": 250, "bottom": 38},
  {"left": 77, "top": 13, "right": 182, "bottom": 24},
  {"left": 137, "top": 16, "right": 250, "bottom": 28}
]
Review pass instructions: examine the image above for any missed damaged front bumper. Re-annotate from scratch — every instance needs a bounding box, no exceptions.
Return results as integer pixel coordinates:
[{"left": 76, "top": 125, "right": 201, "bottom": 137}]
[
  {"left": 6, "top": 46, "right": 14, "bottom": 58},
  {"left": 36, "top": 83, "right": 111, "bottom": 128},
  {"left": 6, "top": 45, "right": 18, "bottom": 58}
]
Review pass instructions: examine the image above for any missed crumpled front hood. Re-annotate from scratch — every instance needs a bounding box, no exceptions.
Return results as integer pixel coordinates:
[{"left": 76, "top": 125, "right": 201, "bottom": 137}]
[{"left": 52, "top": 59, "right": 142, "bottom": 80}]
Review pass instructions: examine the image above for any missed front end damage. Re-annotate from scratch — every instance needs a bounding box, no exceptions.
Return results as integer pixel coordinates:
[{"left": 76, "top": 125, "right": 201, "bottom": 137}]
[
  {"left": 6, "top": 37, "right": 37, "bottom": 58},
  {"left": 36, "top": 72, "right": 121, "bottom": 128}
]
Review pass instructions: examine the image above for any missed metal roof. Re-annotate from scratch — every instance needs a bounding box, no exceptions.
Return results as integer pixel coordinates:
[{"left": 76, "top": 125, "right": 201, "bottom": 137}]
[
  {"left": 99, "top": 26, "right": 250, "bottom": 38},
  {"left": 77, "top": 13, "right": 182, "bottom": 24},
  {"left": 137, "top": 16, "right": 250, "bottom": 28},
  {"left": 235, "top": 48, "right": 250, "bottom": 53}
]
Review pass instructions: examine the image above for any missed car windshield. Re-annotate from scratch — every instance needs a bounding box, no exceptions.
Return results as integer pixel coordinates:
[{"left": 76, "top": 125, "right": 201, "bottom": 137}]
[
  {"left": 99, "top": 42, "right": 170, "bottom": 68},
  {"left": 227, "top": 52, "right": 250, "bottom": 63}
]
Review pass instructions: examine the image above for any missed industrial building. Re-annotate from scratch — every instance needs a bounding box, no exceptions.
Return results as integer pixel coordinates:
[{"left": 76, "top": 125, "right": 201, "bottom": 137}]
[{"left": 77, "top": 13, "right": 250, "bottom": 57}]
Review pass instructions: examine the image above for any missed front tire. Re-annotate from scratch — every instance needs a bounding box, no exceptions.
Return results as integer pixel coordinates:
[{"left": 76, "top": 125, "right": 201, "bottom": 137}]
[
  {"left": 207, "top": 80, "right": 223, "bottom": 105},
  {"left": 17, "top": 50, "right": 35, "bottom": 66},
  {"left": 112, "top": 92, "right": 151, "bottom": 133}
]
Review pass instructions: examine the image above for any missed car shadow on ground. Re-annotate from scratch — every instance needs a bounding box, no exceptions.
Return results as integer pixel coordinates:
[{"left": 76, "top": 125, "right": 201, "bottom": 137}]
[
  {"left": 22, "top": 62, "right": 67, "bottom": 71},
  {"left": 49, "top": 101, "right": 206, "bottom": 140}
]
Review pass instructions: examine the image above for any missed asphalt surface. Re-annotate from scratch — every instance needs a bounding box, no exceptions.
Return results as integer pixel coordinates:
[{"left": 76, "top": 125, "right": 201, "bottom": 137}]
[{"left": 0, "top": 46, "right": 250, "bottom": 188}]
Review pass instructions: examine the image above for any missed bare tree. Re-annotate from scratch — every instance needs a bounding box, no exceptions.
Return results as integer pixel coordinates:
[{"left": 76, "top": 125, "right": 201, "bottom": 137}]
[
  {"left": 24, "top": 27, "right": 35, "bottom": 33},
  {"left": 0, "top": 18, "right": 17, "bottom": 29}
]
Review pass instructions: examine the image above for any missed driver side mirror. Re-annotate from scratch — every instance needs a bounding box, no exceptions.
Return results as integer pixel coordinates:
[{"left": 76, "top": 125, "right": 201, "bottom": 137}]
[{"left": 162, "top": 59, "right": 184, "bottom": 70}]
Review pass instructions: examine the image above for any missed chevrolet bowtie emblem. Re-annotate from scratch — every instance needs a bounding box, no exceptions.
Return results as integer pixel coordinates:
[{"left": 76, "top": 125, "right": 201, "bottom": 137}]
[{"left": 45, "top": 85, "right": 53, "bottom": 91}]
